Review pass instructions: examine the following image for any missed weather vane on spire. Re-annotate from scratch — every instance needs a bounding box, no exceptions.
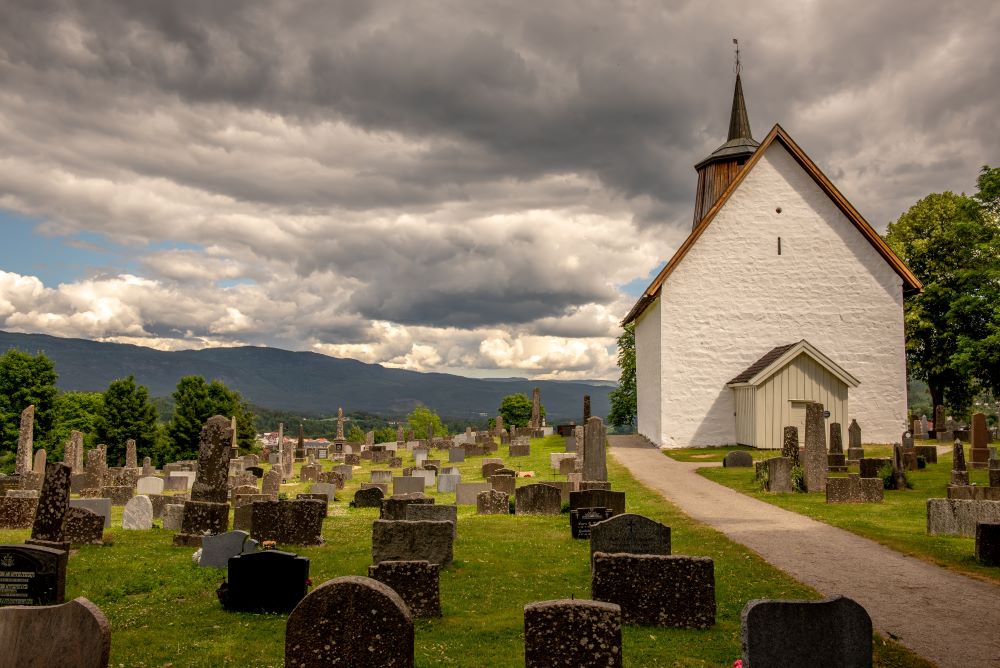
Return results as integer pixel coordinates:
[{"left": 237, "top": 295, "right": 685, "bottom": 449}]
[{"left": 733, "top": 38, "right": 741, "bottom": 75}]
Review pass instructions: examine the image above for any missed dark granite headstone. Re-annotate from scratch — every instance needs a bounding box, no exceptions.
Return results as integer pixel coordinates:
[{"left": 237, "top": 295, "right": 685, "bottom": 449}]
[
  {"left": 741, "top": 596, "right": 872, "bottom": 668},
  {"left": 29, "top": 462, "right": 71, "bottom": 548},
  {"left": 371, "top": 520, "right": 453, "bottom": 566},
  {"left": 591, "top": 552, "right": 715, "bottom": 628},
  {"left": 61, "top": 508, "right": 104, "bottom": 545},
  {"left": 859, "top": 457, "right": 890, "bottom": 479},
  {"left": 846, "top": 419, "right": 865, "bottom": 462},
  {"left": 723, "top": 451, "right": 753, "bottom": 468},
  {"left": 589, "top": 513, "right": 671, "bottom": 564},
  {"left": 0, "top": 544, "right": 67, "bottom": 607},
  {"left": 570, "top": 489, "right": 625, "bottom": 516},
  {"left": 285, "top": 576, "right": 413, "bottom": 667},
  {"left": 380, "top": 494, "right": 434, "bottom": 520},
  {"left": 352, "top": 486, "right": 385, "bottom": 508},
  {"left": 222, "top": 550, "right": 309, "bottom": 613},
  {"left": 570, "top": 507, "right": 614, "bottom": 539},
  {"left": 524, "top": 599, "right": 622, "bottom": 668},
  {"left": 515, "top": 483, "right": 562, "bottom": 515},
  {"left": 368, "top": 560, "right": 441, "bottom": 618},
  {"left": 951, "top": 440, "right": 969, "bottom": 486},
  {"left": 976, "top": 522, "right": 1000, "bottom": 566},
  {"left": 250, "top": 499, "right": 324, "bottom": 546}
]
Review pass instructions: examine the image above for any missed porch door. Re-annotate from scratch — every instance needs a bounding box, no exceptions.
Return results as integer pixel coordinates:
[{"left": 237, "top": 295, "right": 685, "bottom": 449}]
[{"left": 789, "top": 401, "right": 808, "bottom": 448}]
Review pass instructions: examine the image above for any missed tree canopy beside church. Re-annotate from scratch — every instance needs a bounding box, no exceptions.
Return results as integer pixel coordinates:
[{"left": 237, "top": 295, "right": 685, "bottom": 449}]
[
  {"left": 886, "top": 165, "right": 1000, "bottom": 415},
  {"left": 608, "top": 323, "right": 637, "bottom": 432}
]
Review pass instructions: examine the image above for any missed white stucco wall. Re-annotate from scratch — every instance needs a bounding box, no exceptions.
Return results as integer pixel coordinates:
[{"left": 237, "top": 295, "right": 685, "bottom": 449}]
[
  {"left": 634, "top": 296, "right": 661, "bottom": 443},
  {"left": 653, "top": 140, "right": 907, "bottom": 446}
]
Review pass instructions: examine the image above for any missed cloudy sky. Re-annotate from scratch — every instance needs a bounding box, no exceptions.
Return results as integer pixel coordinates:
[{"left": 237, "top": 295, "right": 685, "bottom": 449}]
[{"left": 1, "top": 1, "right": 997, "bottom": 380}]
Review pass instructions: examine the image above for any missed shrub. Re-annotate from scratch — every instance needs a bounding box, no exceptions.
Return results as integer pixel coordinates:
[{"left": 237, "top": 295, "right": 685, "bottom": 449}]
[{"left": 790, "top": 465, "right": 805, "bottom": 492}]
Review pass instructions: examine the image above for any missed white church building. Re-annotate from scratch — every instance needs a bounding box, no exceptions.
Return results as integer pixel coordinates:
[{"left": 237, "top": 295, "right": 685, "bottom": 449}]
[{"left": 624, "top": 74, "right": 921, "bottom": 448}]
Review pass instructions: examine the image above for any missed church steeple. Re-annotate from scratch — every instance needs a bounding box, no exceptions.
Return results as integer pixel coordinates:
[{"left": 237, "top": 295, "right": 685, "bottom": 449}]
[{"left": 692, "top": 45, "right": 759, "bottom": 229}]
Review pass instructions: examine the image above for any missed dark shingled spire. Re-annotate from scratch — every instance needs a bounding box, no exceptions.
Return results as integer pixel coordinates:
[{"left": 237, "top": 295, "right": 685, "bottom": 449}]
[{"left": 727, "top": 73, "right": 753, "bottom": 141}]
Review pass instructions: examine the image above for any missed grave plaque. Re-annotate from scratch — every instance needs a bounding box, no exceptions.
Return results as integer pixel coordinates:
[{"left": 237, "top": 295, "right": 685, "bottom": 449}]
[
  {"left": 570, "top": 507, "right": 614, "bottom": 539},
  {"left": 222, "top": 550, "right": 309, "bottom": 614},
  {"left": 0, "top": 544, "right": 67, "bottom": 607}
]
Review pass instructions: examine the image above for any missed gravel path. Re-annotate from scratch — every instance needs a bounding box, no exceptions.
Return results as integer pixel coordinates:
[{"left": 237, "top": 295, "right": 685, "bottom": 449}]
[{"left": 609, "top": 435, "right": 1000, "bottom": 668}]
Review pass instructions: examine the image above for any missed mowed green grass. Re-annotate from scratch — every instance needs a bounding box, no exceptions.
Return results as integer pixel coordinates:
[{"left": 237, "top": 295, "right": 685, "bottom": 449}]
[
  {"left": 677, "top": 442, "right": 1000, "bottom": 585},
  {"left": 0, "top": 435, "right": 931, "bottom": 667}
]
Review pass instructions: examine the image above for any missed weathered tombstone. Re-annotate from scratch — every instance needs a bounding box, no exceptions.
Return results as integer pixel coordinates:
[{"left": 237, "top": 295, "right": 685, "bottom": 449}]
[
  {"left": 927, "top": 499, "right": 1000, "bottom": 536},
  {"left": 780, "top": 426, "right": 799, "bottom": 465},
  {"left": 142, "top": 456, "right": 154, "bottom": 477},
  {"left": 0, "top": 544, "right": 67, "bottom": 606},
  {"left": 352, "top": 486, "right": 385, "bottom": 508},
  {"left": 125, "top": 439, "right": 137, "bottom": 470},
  {"left": 827, "top": 423, "right": 847, "bottom": 472},
  {"left": 437, "top": 473, "right": 461, "bottom": 494},
  {"left": 173, "top": 416, "right": 232, "bottom": 546},
  {"left": 524, "top": 599, "right": 622, "bottom": 668},
  {"left": 456, "top": 482, "right": 492, "bottom": 505},
  {"left": 448, "top": 448, "right": 465, "bottom": 463},
  {"left": 515, "top": 484, "right": 562, "bottom": 515},
  {"left": 122, "top": 495, "right": 153, "bottom": 530},
  {"left": 405, "top": 504, "right": 458, "bottom": 537},
  {"left": 971, "top": 412, "right": 990, "bottom": 469},
  {"left": 136, "top": 476, "right": 164, "bottom": 496},
  {"left": 590, "top": 513, "right": 671, "bottom": 565},
  {"left": 490, "top": 474, "right": 516, "bottom": 497},
  {"left": 69, "top": 498, "right": 111, "bottom": 529},
  {"left": 741, "top": 596, "right": 872, "bottom": 668},
  {"left": 200, "top": 530, "right": 260, "bottom": 569},
  {"left": 510, "top": 439, "right": 531, "bottom": 457},
  {"left": 976, "top": 522, "right": 1000, "bottom": 566},
  {"left": 591, "top": 553, "right": 715, "bottom": 628},
  {"left": 899, "top": 432, "right": 917, "bottom": 471},
  {"left": 934, "top": 405, "right": 946, "bottom": 434},
  {"left": 15, "top": 405, "right": 34, "bottom": 475},
  {"left": 0, "top": 596, "right": 111, "bottom": 667},
  {"left": 28, "top": 462, "right": 71, "bottom": 550},
  {"left": 62, "top": 508, "right": 105, "bottom": 545},
  {"left": 723, "top": 451, "right": 753, "bottom": 468},
  {"left": 162, "top": 504, "right": 185, "bottom": 531},
  {"left": 763, "top": 457, "right": 793, "bottom": 493},
  {"left": 482, "top": 462, "right": 505, "bottom": 479},
  {"left": 846, "top": 419, "right": 864, "bottom": 462},
  {"left": 530, "top": 387, "right": 542, "bottom": 431},
  {"left": 250, "top": 499, "right": 325, "bottom": 545},
  {"left": 859, "top": 457, "right": 890, "bottom": 480},
  {"left": 32, "top": 449, "right": 46, "bottom": 476},
  {"left": 570, "top": 507, "right": 614, "bottom": 539},
  {"left": 368, "top": 560, "right": 441, "bottom": 618},
  {"left": 371, "top": 520, "right": 454, "bottom": 566},
  {"left": 262, "top": 469, "right": 281, "bottom": 497},
  {"left": 826, "top": 474, "right": 884, "bottom": 504},
  {"left": 570, "top": 489, "right": 626, "bottom": 516},
  {"left": 477, "top": 489, "right": 509, "bottom": 515},
  {"left": 951, "top": 440, "right": 969, "bottom": 486},
  {"left": 0, "top": 497, "right": 35, "bottom": 530},
  {"left": 393, "top": 476, "right": 425, "bottom": 496},
  {"left": 380, "top": 493, "right": 434, "bottom": 520},
  {"left": 582, "top": 417, "right": 608, "bottom": 482},
  {"left": 223, "top": 550, "right": 309, "bottom": 614},
  {"left": 802, "top": 402, "right": 827, "bottom": 492},
  {"left": 285, "top": 576, "right": 413, "bottom": 667}
]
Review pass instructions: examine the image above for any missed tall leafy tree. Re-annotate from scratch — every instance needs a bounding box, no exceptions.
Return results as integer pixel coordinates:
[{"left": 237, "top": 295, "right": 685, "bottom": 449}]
[
  {"left": 96, "top": 376, "right": 159, "bottom": 466},
  {"left": 167, "top": 376, "right": 256, "bottom": 460},
  {"left": 406, "top": 405, "right": 447, "bottom": 438},
  {"left": 607, "top": 323, "right": 637, "bottom": 431},
  {"left": 49, "top": 391, "right": 103, "bottom": 459},
  {"left": 0, "top": 349, "right": 58, "bottom": 454},
  {"left": 498, "top": 393, "right": 543, "bottom": 428},
  {"left": 885, "top": 166, "right": 1000, "bottom": 413}
]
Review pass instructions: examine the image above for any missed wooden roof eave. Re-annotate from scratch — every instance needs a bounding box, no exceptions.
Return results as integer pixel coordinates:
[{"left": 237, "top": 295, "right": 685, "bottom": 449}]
[{"left": 622, "top": 124, "right": 923, "bottom": 326}]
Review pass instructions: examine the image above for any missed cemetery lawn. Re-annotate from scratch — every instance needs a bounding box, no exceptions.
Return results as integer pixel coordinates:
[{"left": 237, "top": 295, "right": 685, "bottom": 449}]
[
  {"left": 1, "top": 437, "right": 931, "bottom": 667},
  {"left": 695, "top": 445, "right": 1000, "bottom": 585}
]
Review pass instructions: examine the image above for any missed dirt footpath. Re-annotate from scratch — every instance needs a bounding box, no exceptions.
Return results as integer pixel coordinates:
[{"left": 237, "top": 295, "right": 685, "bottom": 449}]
[{"left": 609, "top": 435, "right": 1000, "bottom": 668}]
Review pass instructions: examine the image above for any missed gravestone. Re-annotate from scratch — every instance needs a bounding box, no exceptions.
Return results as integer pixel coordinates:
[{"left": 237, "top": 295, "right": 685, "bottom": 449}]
[
  {"left": 762, "top": 457, "right": 792, "bottom": 493},
  {"left": 162, "top": 504, "right": 185, "bottom": 531},
  {"left": 741, "top": 596, "right": 872, "bottom": 668},
  {"left": 405, "top": 504, "right": 458, "bottom": 537},
  {"left": 262, "top": 470, "right": 281, "bottom": 497},
  {"left": 859, "top": 457, "right": 890, "bottom": 480},
  {"left": 510, "top": 440, "right": 531, "bottom": 457},
  {"left": 781, "top": 427, "right": 799, "bottom": 465},
  {"left": 142, "top": 456, "right": 154, "bottom": 476},
  {"left": 723, "top": 451, "right": 753, "bottom": 468},
  {"left": 352, "top": 487, "right": 384, "bottom": 509},
  {"left": 590, "top": 513, "right": 671, "bottom": 565},
  {"left": 448, "top": 448, "right": 465, "bottom": 463},
  {"left": 200, "top": 530, "right": 260, "bottom": 569},
  {"left": 136, "top": 476, "right": 164, "bottom": 496},
  {"left": 456, "top": 482, "right": 491, "bottom": 505},
  {"left": 490, "top": 474, "right": 516, "bottom": 496},
  {"left": 29, "top": 462, "right": 71, "bottom": 549},
  {"left": 371, "top": 520, "right": 454, "bottom": 566},
  {"left": 222, "top": 550, "right": 309, "bottom": 614},
  {"left": 846, "top": 419, "right": 865, "bottom": 462},
  {"left": 477, "top": 489, "right": 509, "bottom": 515},
  {"left": 70, "top": 499, "right": 111, "bottom": 529},
  {"left": 122, "top": 495, "right": 153, "bottom": 530},
  {"left": 582, "top": 394, "right": 592, "bottom": 423},
  {"left": 0, "top": 544, "right": 67, "bottom": 606},
  {"left": 393, "top": 476, "right": 425, "bottom": 496},
  {"left": 802, "top": 402, "right": 828, "bottom": 492},
  {"left": 976, "top": 522, "right": 1000, "bottom": 566},
  {"left": 250, "top": 499, "right": 325, "bottom": 545},
  {"left": 368, "top": 560, "right": 441, "bottom": 618},
  {"left": 914, "top": 445, "right": 938, "bottom": 465},
  {"left": 174, "top": 416, "right": 232, "bottom": 547},
  {"left": 125, "top": 439, "right": 137, "bottom": 470},
  {"left": 524, "top": 599, "right": 622, "bottom": 668},
  {"left": 970, "top": 412, "right": 990, "bottom": 469},
  {"left": 0, "top": 497, "right": 36, "bottom": 530},
  {"left": 482, "top": 462, "right": 505, "bottom": 478},
  {"left": 951, "top": 440, "right": 969, "bottom": 486},
  {"left": 15, "top": 405, "right": 34, "bottom": 475},
  {"left": 32, "top": 449, "right": 46, "bottom": 475},
  {"left": 436, "top": 473, "right": 461, "bottom": 494},
  {"left": 62, "top": 508, "right": 105, "bottom": 545},
  {"left": 559, "top": 457, "right": 577, "bottom": 475},
  {"left": 380, "top": 494, "right": 434, "bottom": 520},
  {"left": 570, "top": 489, "right": 625, "bottom": 516},
  {"left": 591, "top": 553, "right": 715, "bottom": 628},
  {"left": 570, "top": 507, "right": 614, "bottom": 539},
  {"left": 826, "top": 474, "right": 883, "bottom": 504},
  {"left": 0, "top": 597, "right": 110, "bottom": 667},
  {"left": 285, "top": 576, "right": 413, "bottom": 667},
  {"left": 926, "top": 499, "right": 1000, "bottom": 536},
  {"left": 827, "top": 423, "right": 847, "bottom": 472},
  {"left": 515, "top": 484, "right": 562, "bottom": 515},
  {"left": 583, "top": 417, "right": 608, "bottom": 482},
  {"left": 530, "top": 387, "right": 542, "bottom": 431}
]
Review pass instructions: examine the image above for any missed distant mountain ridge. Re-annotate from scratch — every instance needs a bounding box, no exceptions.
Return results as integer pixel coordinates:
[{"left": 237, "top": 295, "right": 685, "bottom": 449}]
[{"left": 0, "top": 331, "right": 611, "bottom": 422}]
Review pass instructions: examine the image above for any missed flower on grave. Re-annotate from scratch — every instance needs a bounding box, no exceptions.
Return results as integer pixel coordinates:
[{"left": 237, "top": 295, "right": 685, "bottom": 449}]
[
  {"left": 733, "top": 660, "right": 743, "bottom": 668},
  {"left": 305, "top": 578, "right": 313, "bottom": 588},
  {"left": 261, "top": 540, "right": 277, "bottom": 550}
]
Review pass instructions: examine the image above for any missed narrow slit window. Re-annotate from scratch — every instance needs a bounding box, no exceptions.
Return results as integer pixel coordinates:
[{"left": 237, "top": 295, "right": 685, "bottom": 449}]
[{"left": 778, "top": 237, "right": 782, "bottom": 255}]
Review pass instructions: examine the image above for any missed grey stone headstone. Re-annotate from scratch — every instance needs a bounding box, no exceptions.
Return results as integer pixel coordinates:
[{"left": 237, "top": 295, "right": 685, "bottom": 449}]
[
  {"left": 476, "top": 489, "right": 508, "bottom": 514},
  {"left": 0, "top": 597, "right": 110, "bottom": 667},
  {"left": 70, "top": 498, "right": 111, "bottom": 528},
  {"left": 802, "top": 402, "right": 827, "bottom": 492},
  {"left": 30, "top": 462, "right": 71, "bottom": 544},
  {"left": 284, "top": 576, "right": 413, "bottom": 667},
  {"left": 122, "top": 495, "right": 153, "bottom": 530},
  {"left": 741, "top": 596, "right": 872, "bottom": 668},
  {"left": 723, "top": 451, "right": 753, "bottom": 468},
  {"left": 309, "top": 483, "right": 337, "bottom": 503},
  {"left": 436, "top": 473, "right": 461, "bottom": 494},
  {"left": 393, "top": 476, "right": 425, "bottom": 496},
  {"left": 927, "top": 499, "right": 1000, "bottom": 536},
  {"left": 372, "top": 520, "right": 454, "bottom": 566},
  {"left": 405, "top": 504, "right": 458, "bottom": 537},
  {"left": 765, "top": 457, "right": 793, "bottom": 493},
  {"left": 582, "top": 417, "right": 608, "bottom": 481},
  {"left": 136, "top": 476, "right": 164, "bottom": 495},
  {"left": 199, "top": 530, "right": 260, "bottom": 569},
  {"left": 162, "top": 504, "right": 185, "bottom": 530},
  {"left": 589, "top": 513, "right": 670, "bottom": 566},
  {"left": 515, "top": 483, "right": 562, "bottom": 515},
  {"left": 524, "top": 599, "right": 621, "bottom": 668},
  {"left": 456, "top": 482, "right": 491, "bottom": 505}
]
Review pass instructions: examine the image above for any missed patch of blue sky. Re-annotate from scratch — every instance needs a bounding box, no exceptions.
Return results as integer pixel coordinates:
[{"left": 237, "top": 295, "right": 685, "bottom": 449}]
[
  {"left": 217, "top": 278, "right": 257, "bottom": 288},
  {"left": 619, "top": 268, "right": 658, "bottom": 298}
]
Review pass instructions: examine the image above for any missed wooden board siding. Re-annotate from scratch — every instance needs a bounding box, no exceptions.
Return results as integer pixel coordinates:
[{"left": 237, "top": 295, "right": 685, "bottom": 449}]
[
  {"left": 753, "top": 352, "right": 848, "bottom": 449},
  {"left": 734, "top": 386, "right": 756, "bottom": 446},
  {"left": 693, "top": 160, "right": 744, "bottom": 228}
]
